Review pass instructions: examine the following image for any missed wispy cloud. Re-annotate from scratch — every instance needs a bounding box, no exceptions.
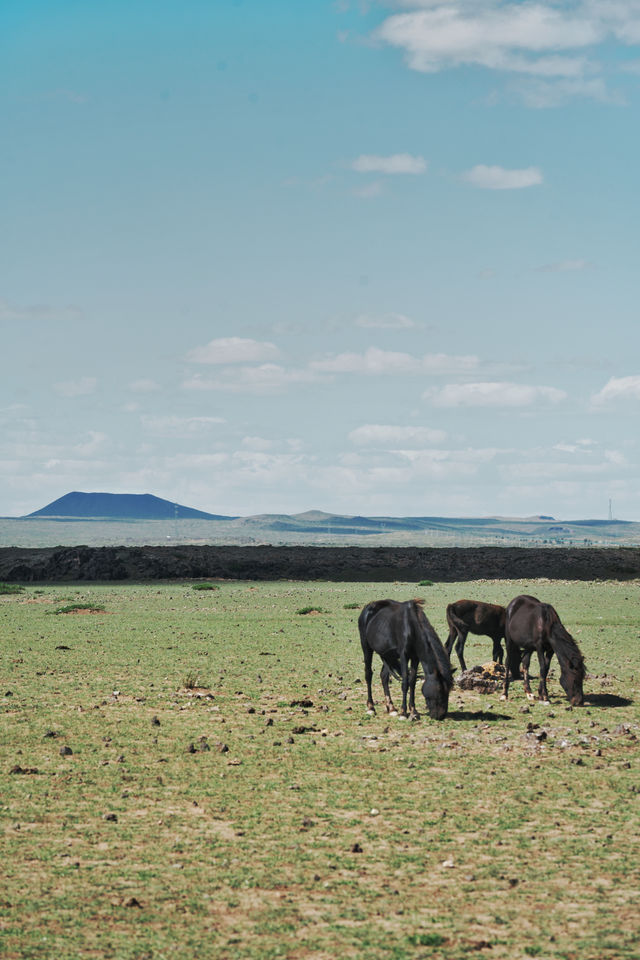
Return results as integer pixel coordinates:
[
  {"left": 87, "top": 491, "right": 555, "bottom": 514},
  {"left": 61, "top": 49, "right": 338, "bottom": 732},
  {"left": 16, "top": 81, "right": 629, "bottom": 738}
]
[
  {"left": 424, "top": 381, "right": 566, "bottom": 407},
  {"left": 537, "top": 258, "right": 592, "bottom": 272},
  {"left": 355, "top": 312, "right": 416, "bottom": 329},
  {"left": 462, "top": 164, "right": 543, "bottom": 189},
  {"left": 349, "top": 424, "right": 447, "bottom": 447},
  {"left": 183, "top": 364, "right": 323, "bottom": 394},
  {"left": 129, "top": 378, "right": 161, "bottom": 393},
  {"left": 352, "top": 180, "right": 384, "bottom": 199},
  {"left": 351, "top": 153, "right": 427, "bottom": 174},
  {"left": 186, "top": 337, "right": 280, "bottom": 364},
  {"left": 591, "top": 374, "right": 640, "bottom": 405},
  {"left": 53, "top": 376, "right": 97, "bottom": 398},
  {"left": 141, "top": 415, "right": 225, "bottom": 437},
  {"left": 310, "top": 347, "right": 478, "bottom": 375}
]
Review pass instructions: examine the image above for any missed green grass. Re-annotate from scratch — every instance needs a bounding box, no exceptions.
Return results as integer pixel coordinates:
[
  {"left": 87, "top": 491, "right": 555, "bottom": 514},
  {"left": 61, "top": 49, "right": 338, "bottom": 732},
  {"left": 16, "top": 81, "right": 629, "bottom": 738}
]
[
  {"left": 0, "top": 577, "right": 638, "bottom": 959},
  {"left": 191, "top": 582, "right": 220, "bottom": 591},
  {"left": 50, "top": 602, "right": 106, "bottom": 615},
  {"left": 0, "top": 581, "right": 23, "bottom": 595}
]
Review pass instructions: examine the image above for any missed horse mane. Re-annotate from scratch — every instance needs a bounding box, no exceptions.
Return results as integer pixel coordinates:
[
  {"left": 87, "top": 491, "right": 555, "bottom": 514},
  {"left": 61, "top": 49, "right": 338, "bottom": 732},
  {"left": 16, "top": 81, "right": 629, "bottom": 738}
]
[
  {"left": 411, "top": 602, "right": 453, "bottom": 690},
  {"left": 546, "top": 606, "right": 586, "bottom": 682}
]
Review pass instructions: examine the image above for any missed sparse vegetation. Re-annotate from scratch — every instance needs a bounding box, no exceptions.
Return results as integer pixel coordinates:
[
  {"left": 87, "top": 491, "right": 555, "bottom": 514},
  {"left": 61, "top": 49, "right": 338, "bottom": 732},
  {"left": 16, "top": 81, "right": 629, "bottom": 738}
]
[
  {"left": 0, "top": 577, "right": 638, "bottom": 959},
  {"left": 419, "top": 579, "right": 435, "bottom": 586},
  {"left": 296, "top": 605, "right": 323, "bottom": 615},
  {"left": 191, "top": 582, "right": 220, "bottom": 591},
  {"left": 50, "top": 602, "right": 106, "bottom": 615},
  {"left": 0, "top": 581, "right": 23, "bottom": 594},
  {"left": 182, "top": 670, "right": 201, "bottom": 689}
]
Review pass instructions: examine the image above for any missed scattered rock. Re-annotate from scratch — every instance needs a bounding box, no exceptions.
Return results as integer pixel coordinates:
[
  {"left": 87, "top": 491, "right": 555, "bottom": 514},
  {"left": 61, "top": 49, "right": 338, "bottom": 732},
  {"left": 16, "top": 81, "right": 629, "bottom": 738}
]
[
  {"left": 59, "top": 746, "right": 73, "bottom": 756},
  {"left": 104, "top": 813, "right": 118, "bottom": 822}
]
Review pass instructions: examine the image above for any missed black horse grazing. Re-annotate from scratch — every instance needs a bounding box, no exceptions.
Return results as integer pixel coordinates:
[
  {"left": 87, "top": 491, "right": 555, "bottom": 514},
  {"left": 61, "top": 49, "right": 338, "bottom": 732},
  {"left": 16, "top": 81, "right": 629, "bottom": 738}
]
[
  {"left": 501, "top": 595, "right": 585, "bottom": 706},
  {"left": 358, "top": 599, "right": 453, "bottom": 721},
  {"left": 445, "top": 599, "right": 506, "bottom": 671}
]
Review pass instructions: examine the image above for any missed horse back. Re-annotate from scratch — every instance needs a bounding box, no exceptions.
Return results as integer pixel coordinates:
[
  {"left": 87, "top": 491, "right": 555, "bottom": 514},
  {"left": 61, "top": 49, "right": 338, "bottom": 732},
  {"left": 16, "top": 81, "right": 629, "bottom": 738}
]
[{"left": 447, "top": 599, "right": 506, "bottom": 636}]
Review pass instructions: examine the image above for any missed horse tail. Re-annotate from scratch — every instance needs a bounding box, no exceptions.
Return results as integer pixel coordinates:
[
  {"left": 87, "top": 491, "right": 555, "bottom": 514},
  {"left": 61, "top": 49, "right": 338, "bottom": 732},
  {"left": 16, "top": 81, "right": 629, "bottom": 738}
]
[
  {"left": 358, "top": 601, "right": 403, "bottom": 681},
  {"left": 413, "top": 602, "right": 453, "bottom": 690},
  {"left": 446, "top": 602, "right": 467, "bottom": 636},
  {"left": 358, "top": 600, "right": 389, "bottom": 642}
]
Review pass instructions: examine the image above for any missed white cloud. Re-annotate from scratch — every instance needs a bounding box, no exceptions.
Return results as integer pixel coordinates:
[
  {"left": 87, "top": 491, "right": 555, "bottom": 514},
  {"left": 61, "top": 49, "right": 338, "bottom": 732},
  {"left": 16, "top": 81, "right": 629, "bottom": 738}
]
[
  {"left": 183, "top": 364, "right": 323, "bottom": 394},
  {"left": 352, "top": 180, "right": 384, "bottom": 199},
  {"left": 591, "top": 374, "right": 640, "bottom": 405},
  {"left": 422, "top": 352, "right": 479, "bottom": 374},
  {"left": 130, "top": 378, "right": 161, "bottom": 393},
  {"left": 538, "top": 258, "right": 592, "bottom": 272},
  {"left": 311, "top": 346, "right": 418, "bottom": 375},
  {"left": 349, "top": 424, "right": 447, "bottom": 447},
  {"left": 371, "top": 2, "right": 640, "bottom": 103},
  {"left": 141, "top": 415, "right": 225, "bottom": 437},
  {"left": 53, "top": 376, "right": 97, "bottom": 397},
  {"left": 463, "top": 164, "right": 543, "bottom": 189},
  {"left": 241, "top": 436, "right": 273, "bottom": 451},
  {"left": 424, "top": 381, "right": 566, "bottom": 407},
  {"left": 74, "top": 431, "right": 108, "bottom": 455},
  {"left": 513, "top": 75, "right": 617, "bottom": 107},
  {"left": 374, "top": 4, "right": 601, "bottom": 76},
  {"left": 0, "top": 299, "right": 82, "bottom": 323},
  {"left": 351, "top": 153, "right": 427, "bottom": 174},
  {"left": 186, "top": 337, "right": 280, "bottom": 365},
  {"left": 355, "top": 312, "right": 416, "bottom": 329},
  {"left": 310, "top": 347, "right": 479, "bottom": 376}
]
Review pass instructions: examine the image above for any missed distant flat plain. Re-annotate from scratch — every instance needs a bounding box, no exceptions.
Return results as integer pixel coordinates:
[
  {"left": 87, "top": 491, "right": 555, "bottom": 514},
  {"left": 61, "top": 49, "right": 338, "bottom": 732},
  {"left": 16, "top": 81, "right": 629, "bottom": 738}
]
[{"left": 2, "top": 515, "right": 639, "bottom": 549}]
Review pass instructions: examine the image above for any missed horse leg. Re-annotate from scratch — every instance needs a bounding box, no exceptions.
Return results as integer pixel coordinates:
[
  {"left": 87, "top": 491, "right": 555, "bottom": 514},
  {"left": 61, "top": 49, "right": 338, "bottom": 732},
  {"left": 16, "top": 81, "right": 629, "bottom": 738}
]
[
  {"left": 537, "top": 649, "right": 551, "bottom": 703},
  {"left": 362, "top": 644, "right": 376, "bottom": 714},
  {"left": 491, "top": 633, "right": 504, "bottom": 665},
  {"left": 455, "top": 628, "right": 468, "bottom": 672},
  {"left": 522, "top": 650, "right": 535, "bottom": 700},
  {"left": 408, "top": 659, "right": 420, "bottom": 720},
  {"left": 381, "top": 664, "right": 397, "bottom": 715},
  {"left": 445, "top": 625, "right": 466, "bottom": 671},
  {"left": 501, "top": 638, "right": 518, "bottom": 700},
  {"left": 399, "top": 655, "right": 409, "bottom": 718}
]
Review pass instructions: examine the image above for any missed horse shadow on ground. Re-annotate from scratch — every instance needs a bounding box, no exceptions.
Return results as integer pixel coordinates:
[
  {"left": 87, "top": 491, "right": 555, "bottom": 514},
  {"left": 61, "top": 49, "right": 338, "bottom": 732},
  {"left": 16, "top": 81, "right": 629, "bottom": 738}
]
[
  {"left": 583, "top": 693, "right": 633, "bottom": 708},
  {"left": 446, "top": 709, "right": 511, "bottom": 722}
]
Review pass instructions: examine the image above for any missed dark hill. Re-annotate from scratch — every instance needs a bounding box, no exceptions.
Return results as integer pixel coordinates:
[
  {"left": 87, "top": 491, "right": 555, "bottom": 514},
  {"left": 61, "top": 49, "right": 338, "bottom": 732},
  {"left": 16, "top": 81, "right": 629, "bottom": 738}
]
[{"left": 26, "top": 492, "right": 233, "bottom": 521}]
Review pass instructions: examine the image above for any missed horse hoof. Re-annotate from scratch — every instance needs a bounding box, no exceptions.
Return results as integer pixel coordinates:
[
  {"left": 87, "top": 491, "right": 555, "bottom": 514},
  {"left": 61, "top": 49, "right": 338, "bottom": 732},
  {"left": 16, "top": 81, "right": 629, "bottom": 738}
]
[
  {"left": 367, "top": 709, "right": 376, "bottom": 716},
  {"left": 397, "top": 715, "right": 408, "bottom": 721},
  {"left": 388, "top": 709, "right": 398, "bottom": 717},
  {"left": 499, "top": 694, "right": 507, "bottom": 701},
  {"left": 526, "top": 693, "right": 536, "bottom": 702},
  {"left": 541, "top": 700, "right": 551, "bottom": 706}
]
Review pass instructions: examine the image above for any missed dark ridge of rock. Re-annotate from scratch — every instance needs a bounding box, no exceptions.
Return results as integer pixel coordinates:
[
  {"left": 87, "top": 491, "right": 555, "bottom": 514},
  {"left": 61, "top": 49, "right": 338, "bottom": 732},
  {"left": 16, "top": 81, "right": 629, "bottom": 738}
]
[{"left": 0, "top": 545, "right": 639, "bottom": 583}]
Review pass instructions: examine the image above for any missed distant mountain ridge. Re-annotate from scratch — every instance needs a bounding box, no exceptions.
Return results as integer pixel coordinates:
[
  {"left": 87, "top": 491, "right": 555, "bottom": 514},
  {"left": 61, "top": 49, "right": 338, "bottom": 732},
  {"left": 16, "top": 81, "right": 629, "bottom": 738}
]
[
  {"left": 26, "top": 491, "right": 234, "bottom": 521},
  {"left": 19, "top": 492, "right": 636, "bottom": 547}
]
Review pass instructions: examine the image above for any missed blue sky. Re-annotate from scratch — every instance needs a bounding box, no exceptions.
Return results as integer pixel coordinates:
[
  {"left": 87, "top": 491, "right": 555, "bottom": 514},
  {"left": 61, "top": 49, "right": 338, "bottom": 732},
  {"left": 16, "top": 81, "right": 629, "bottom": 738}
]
[{"left": 2, "top": 0, "right": 640, "bottom": 519}]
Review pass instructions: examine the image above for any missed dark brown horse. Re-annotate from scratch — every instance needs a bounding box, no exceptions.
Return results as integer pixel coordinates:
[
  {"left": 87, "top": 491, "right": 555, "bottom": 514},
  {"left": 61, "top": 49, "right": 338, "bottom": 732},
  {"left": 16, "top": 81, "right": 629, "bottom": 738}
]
[
  {"left": 358, "top": 599, "right": 453, "bottom": 721},
  {"left": 501, "top": 595, "right": 585, "bottom": 705},
  {"left": 445, "top": 599, "right": 506, "bottom": 671}
]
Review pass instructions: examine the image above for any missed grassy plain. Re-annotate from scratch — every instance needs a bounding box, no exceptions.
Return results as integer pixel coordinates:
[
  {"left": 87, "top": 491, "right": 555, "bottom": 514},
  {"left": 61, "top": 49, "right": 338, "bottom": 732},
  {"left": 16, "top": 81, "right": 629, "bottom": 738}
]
[{"left": 1, "top": 578, "right": 639, "bottom": 959}]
